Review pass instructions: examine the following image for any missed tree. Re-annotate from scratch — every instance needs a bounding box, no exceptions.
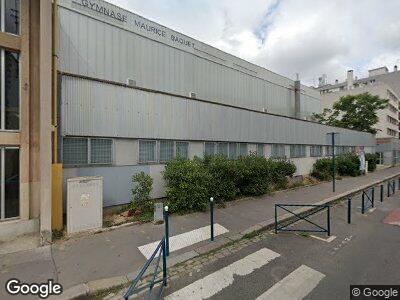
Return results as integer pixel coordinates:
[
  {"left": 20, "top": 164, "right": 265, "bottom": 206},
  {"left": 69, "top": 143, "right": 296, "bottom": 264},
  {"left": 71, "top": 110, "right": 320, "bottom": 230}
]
[{"left": 312, "top": 93, "right": 389, "bottom": 134}]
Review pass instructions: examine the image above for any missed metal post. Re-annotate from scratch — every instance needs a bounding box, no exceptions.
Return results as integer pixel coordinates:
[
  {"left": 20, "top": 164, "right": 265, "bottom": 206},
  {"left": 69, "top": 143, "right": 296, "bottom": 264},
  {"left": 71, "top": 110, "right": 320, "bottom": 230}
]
[
  {"left": 274, "top": 205, "right": 278, "bottom": 234},
  {"left": 327, "top": 206, "right": 331, "bottom": 236},
  {"left": 347, "top": 197, "right": 351, "bottom": 224},
  {"left": 380, "top": 184, "right": 384, "bottom": 202},
  {"left": 388, "top": 181, "right": 390, "bottom": 197},
  {"left": 372, "top": 187, "right": 375, "bottom": 208},
  {"left": 332, "top": 134, "right": 336, "bottom": 193},
  {"left": 362, "top": 192, "right": 365, "bottom": 214},
  {"left": 398, "top": 177, "right": 400, "bottom": 190},
  {"left": 164, "top": 206, "right": 169, "bottom": 256},
  {"left": 210, "top": 197, "right": 214, "bottom": 242},
  {"left": 162, "top": 239, "right": 167, "bottom": 286}
]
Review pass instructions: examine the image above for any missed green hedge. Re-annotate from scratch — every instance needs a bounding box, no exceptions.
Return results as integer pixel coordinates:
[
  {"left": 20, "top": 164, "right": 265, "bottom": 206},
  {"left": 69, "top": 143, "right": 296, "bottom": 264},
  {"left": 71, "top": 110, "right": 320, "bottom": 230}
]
[
  {"left": 365, "top": 153, "right": 378, "bottom": 172},
  {"left": 163, "top": 154, "right": 297, "bottom": 213},
  {"left": 311, "top": 153, "right": 379, "bottom": 180}
]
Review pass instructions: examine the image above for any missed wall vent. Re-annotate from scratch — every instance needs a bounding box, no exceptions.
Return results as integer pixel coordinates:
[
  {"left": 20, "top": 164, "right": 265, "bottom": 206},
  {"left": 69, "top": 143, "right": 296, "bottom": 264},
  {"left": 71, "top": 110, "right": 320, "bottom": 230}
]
[
  {"left": 126, "top": 78, "right": 136, "bottom": 87},
  {"left": 189, "top": 92, "right": 196, "bottom": 98}
]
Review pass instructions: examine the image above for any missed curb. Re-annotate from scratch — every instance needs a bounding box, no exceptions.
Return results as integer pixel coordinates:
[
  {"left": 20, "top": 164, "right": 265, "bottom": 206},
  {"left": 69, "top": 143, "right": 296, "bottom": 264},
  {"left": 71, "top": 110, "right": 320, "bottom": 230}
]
[{"left": 61, "top": 172, "right": 400, "bottom": 299}]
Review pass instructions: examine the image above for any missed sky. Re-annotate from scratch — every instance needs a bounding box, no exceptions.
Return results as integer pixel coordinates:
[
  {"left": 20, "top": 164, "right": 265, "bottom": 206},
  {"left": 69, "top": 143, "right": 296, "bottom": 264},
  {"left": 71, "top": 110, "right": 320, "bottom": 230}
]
[{"left": 107, "top": 0, "right": 400, "bottom": 86}]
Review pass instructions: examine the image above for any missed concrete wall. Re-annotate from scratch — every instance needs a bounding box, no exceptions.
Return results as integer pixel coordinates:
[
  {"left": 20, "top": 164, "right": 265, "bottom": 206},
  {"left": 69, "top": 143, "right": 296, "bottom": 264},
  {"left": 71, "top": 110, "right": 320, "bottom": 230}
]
[{"left": 63, "top": 139, "right": 376, "bottom": 207}]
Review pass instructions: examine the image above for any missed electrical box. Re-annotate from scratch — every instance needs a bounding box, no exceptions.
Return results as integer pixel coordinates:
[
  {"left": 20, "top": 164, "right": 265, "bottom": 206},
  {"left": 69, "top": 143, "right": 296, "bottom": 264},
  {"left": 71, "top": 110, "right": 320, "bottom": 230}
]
[{"left": 67, "top": 176, "right": 103, "bottom": 234}]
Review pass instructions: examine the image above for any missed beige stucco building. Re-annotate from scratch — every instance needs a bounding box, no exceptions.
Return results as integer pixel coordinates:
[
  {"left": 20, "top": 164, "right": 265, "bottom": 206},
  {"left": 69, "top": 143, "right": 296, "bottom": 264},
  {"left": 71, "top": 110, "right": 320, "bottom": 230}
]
[
  {"left": 318, "top": 68, "right": 400, "bottom": 139},
  {"left": 0, "top": 0, "right": 53, "bottom": 249}
]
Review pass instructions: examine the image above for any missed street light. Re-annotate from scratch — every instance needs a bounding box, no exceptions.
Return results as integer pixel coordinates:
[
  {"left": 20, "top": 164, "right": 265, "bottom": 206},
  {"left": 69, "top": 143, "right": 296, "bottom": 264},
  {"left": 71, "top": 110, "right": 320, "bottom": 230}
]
[{"left": 327, "top": 132, "right": 339, "bottom": 192}]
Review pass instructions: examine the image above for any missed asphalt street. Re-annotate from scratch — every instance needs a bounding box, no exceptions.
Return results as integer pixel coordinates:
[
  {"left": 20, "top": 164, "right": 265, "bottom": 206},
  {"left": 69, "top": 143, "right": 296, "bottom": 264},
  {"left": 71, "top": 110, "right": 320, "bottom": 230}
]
[{"left": 160, "top": 191, "right": 400, "bottom": 300}]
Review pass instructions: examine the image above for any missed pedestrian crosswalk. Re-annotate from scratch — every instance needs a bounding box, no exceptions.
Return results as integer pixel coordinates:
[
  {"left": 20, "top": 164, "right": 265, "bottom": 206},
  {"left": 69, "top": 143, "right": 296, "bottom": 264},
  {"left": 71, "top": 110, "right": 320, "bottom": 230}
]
[
  {"left": 165, "top": 247, "right": 325, "bottom": 300},
  {"left": 255, "top": 265, "right": 325, "bottom": 300},
  {"left": 138, "top": 224, "right": 229, "bottom": 259}
]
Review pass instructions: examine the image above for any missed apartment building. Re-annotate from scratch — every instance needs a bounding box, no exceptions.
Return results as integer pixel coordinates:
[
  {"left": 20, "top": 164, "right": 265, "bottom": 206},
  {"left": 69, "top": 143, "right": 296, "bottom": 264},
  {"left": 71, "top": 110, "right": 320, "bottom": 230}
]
[{"left": 317, "top": 66, "right": 400, "bottom": 165}]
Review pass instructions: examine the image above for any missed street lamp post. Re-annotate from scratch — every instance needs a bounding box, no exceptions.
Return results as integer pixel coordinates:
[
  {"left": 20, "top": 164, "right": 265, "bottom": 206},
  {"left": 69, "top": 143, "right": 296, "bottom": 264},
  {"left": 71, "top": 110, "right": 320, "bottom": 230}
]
[{"left": 327, "top": 132, "right": 339, "bottom": 193}]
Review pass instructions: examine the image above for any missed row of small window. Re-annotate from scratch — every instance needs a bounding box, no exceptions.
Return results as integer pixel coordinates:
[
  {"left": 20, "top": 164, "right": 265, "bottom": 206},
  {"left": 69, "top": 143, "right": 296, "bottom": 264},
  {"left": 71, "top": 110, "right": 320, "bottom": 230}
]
[
  {"left": 387, "top": 115, "right": 398, "bottom": 125},
  {"left": 139, "top": 140, "right": 189, "bottom": 163},
  {"left": 387, "top": 128, "right": 398, "bottom": 137},
  {"left": 204, "top": 142, "right": 263, "bottom": 158},
  {"left": 63, "top": 138, "right": 113, "bottom": 165}
]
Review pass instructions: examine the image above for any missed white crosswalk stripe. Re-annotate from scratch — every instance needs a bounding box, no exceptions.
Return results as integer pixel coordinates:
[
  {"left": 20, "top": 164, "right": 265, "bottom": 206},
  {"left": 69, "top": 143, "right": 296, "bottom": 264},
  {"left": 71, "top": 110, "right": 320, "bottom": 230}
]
[
  {"left": 255, "top": 265, "right": 325, "bottom": 300},
  {"left": 164, "top": 248, "right": 280, "bottom": 300},
  {"left": 138, "top": 224, "right": 229, "bottom": 259}
]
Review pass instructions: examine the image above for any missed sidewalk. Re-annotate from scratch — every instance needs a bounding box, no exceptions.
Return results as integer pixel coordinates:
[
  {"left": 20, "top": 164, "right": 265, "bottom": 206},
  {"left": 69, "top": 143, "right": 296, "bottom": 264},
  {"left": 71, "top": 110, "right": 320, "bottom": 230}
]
[{"left": 1, "top": 166, "right": 400, "bottom": 299}]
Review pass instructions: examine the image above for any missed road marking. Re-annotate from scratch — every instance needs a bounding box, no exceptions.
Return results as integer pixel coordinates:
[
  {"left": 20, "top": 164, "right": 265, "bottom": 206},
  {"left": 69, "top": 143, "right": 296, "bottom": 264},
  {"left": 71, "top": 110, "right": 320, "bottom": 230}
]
[
  {"left": 310, "top": 235, "right": 337, "bottom": 243},
  {"left": 256, "top": 265, "right": 325, "bottom": 300},
  {"left": 165, "top": 248, "right": 280, "bottom": 300},
  {"left": 138, "top": 224, "right": 229, "bottom": 259}
]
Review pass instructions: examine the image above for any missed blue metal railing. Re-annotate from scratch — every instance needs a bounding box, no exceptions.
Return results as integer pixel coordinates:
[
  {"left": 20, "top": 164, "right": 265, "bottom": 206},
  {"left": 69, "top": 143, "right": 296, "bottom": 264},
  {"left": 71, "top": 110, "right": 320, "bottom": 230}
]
[
  {"left": 361, "top": 187, "right": 374, "bottom": 214},
  {"left": 123, "top": 237, "right": 167, "bottom": 300},
  {"left": 275, "top": 204, "right": 331, "bottom": 236},
  {"left": 388, "top": 180, "right": 396, "bottom": 197}
]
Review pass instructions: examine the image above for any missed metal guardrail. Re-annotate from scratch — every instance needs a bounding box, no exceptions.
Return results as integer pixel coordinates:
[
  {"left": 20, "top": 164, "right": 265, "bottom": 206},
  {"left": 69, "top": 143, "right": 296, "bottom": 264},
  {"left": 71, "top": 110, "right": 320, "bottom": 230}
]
[
  {"left": 361, "top": 187, "right": 374, "bottom": 214},
  {"left": 275, "top": 204, "right": 331, "bottom": 236},
  {"left": 388, "top": 180, "right": 396, "bottom": 197},
  {"left": 123, "top": 237, "right": 167, "bottom": 300}
]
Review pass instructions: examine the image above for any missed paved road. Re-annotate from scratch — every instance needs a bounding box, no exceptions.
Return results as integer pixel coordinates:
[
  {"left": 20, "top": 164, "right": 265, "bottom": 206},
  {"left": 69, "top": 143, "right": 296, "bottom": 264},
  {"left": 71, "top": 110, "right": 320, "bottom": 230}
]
[{"left": 160, "top": 191, "right": 400, "bottom": 300}]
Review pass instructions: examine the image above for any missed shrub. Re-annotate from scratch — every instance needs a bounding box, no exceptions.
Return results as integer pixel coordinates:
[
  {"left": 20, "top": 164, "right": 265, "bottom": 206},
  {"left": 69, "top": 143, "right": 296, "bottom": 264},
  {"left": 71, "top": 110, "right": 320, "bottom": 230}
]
[
  {"left": 131, "top": 172, "right": 153, "bottom": 212},
  {"left": 270, "top": 159, "right": 297, "bottom": 189},
  {"left": 311, "top": 158, "right": 332, "bottom": 180},
  {"left": 163, "top": 157, "right": 212, "bottom": 213},
  {"left": 203, "top": 155, "right": 238, "bottom": 202},
  {"left": 336, "top": 153, "right": 360, "bottom": 177},
  {"left": 365, "top": 153, "right": 378, "bottom": 172},
  {"left": 235, "top": 154, "right": 271, "bottom": 196}
]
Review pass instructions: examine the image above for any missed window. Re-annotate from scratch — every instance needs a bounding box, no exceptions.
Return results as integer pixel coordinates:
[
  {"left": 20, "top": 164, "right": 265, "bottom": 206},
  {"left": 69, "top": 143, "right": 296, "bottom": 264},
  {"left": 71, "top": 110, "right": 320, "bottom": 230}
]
[
  {"left": 229, "top": 143, "right": 237, "bottom": 159},
  {"left": 326, "top": 146, "right": 333, "bottom": 156},
  {"left": 217, "top": 142, "right": 228, "bottom": 156},
  {"left": 63, "top": 137, "right": 113, "bottom": 165},
  {"left": 176, "top": 142, "right": 189, "bottom": 159},
  {"left": 159, "top": 140, "right": 174, "bottom": 162},
  {"left": 387, "top": 128, "right": 397, "bottom": 137},
  {"left": 257, "top": 144, "right": 264, "bottom": 157},
  {"left": 377, "top": 152, "right": 383, "bottom": 165},
  {"left": 205, "top": 142, "right": 215, "bottom": 156},
  {"left": 238, "top": 143, "right": 247, "bottom": 157},
  {"left": 271, "top": 144, "right": 286, "bottom": 159},
  {"left": 310, "top": 145, "right": 323, "bottom": 157},
  {"left": 63, "top": 138, "right": 88, "bottom": 165},
  {"left": 91, "top": 139, "right": 112, "bottom": 164},
  {"left": 139, "top": 140, "right": 157, "bottom": 163},
  {"left": 0, "top": 147, "right": 19, "bottom": 219},
  {"left": 1, "top": 50, "right": 19, "bottom": 130},
  {"left": 4, "top": 0, "right": 20, "bottom": 35},
  {"left": 290, "top": 145, "right": 306, "bottom": 158}
]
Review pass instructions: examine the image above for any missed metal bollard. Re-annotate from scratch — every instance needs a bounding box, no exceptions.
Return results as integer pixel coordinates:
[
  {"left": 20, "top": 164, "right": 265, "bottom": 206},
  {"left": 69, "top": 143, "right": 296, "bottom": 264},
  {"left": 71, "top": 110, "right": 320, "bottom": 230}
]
[
  {"left": 210, "top": 197, "right": 214, "bottom": 242},
  {"left": 372, "top": 187, "right": 375, "bottom": 208},
  {"left": 361, "top": 192, "right": 365, "bottom": 214},
  {"left": 380, "top": 184, "right": 384, "bottom": 202},
  {"left": 162, "top": 238, "right": 167, "bottom": 286},
  {"left": 347, "top": 197, "right": 351, "bottom": 224},
  {"left": 164, "top": 206, "right": 169, "bottom": 256},
  {"left": 387, "top": 181, "right": 390, "bottom": 197},
  {"left": 274, "top": 205, "right": 278, "bottom": 234},
  {"left": 327, "top": 206, "right": 331, "bottom": 236}
]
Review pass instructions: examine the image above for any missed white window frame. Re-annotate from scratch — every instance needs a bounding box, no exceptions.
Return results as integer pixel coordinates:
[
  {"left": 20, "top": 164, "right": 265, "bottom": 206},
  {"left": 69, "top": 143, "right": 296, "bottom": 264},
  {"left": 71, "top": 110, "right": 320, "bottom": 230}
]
[
  {"left": 139, "top": 140, "right": 158, "bottom": 164},
  {"left": 89, "top": 138, "right": 114, "bottom": 165}
]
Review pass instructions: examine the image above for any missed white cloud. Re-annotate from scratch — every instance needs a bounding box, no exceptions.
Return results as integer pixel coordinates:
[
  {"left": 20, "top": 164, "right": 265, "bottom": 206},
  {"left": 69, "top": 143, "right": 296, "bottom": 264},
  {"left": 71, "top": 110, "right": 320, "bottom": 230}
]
[{"left": 107, "top": 0, "right": 400, "bottom": 85}]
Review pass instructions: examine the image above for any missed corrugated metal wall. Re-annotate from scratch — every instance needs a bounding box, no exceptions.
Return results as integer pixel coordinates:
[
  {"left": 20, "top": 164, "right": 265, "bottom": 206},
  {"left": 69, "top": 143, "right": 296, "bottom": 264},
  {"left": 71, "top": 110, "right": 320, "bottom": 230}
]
[
  {"left": 58, "top": 4, "right": 320, "bottom": 118},
  {"left": 61, "top": 75, "right": 375, "bottom": 146}
]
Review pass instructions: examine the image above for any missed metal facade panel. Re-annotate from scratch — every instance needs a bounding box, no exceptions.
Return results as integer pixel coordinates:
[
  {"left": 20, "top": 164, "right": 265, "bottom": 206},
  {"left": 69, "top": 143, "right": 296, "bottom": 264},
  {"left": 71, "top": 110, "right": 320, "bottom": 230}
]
[
  {"left": 58, "top": 3, "right": 320, "bottom": 118},
  {"left": 61, "top": 76, "right": 375, "bottom": 147}
]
